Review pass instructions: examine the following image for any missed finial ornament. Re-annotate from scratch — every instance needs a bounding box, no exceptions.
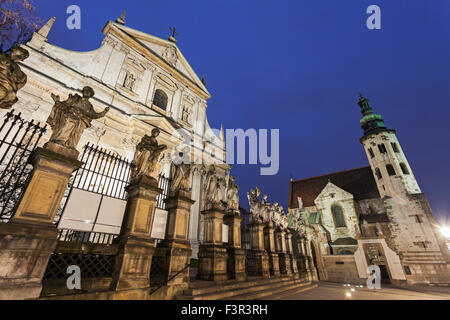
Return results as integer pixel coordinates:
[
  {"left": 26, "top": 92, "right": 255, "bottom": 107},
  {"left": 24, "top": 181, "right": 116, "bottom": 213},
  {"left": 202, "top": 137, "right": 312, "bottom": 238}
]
[
  {"left": 116, "top": 10, "right": 126, "bottom": 25},
  {"left": 168, "top": 27, "right": 179, "bottom": 43},
  {"left": 357, "top": 93, "right": 371, "bottom": 113}
]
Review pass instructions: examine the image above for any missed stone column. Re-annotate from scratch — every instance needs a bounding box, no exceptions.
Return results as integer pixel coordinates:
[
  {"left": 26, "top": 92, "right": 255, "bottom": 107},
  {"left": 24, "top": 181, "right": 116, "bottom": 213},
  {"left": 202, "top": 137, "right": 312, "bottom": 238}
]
[
  {"left": 112, "top": 175, "right": 161, "bottom": 292},
  {"left": 158, "top": 189, "right": 194, "bottom": 286},
  {"left": 247, "top": 219, "right": 270, "bottom": 278},
  {"left": 301, "top": 239, "right": 316, "bottom": 282},
  {"left": 275, "top": 228, "right": 292, "bottom": 276},
  {"left": 223, "top": 210, "right": 246, "bottom": 281},
  {"left": 264, "top": 222, "right": 280, "bottom": 277},
  {"left": 197, "top": 204, "right": 228, "bottom": 281},
  {"left": 286, "top": 230, "right": 299, "bottom": 278},
  {"left": 294, "top": 235, "right": 307, "bottom": 281},
  {"left": 0, "top": 143, "right": 82, "bottom": 299}
]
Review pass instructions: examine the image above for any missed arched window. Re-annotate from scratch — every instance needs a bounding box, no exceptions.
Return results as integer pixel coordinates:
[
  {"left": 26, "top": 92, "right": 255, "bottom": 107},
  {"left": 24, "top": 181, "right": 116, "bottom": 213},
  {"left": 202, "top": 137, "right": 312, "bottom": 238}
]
[
  {"left": 331, "top": 205, "right": 346, "bottom": 228},
  {"left": 378, "top": 144, "right": 387, "bottom": 154},
  {"left": 391, "top": 142, "right": 400, "bottom": 153},
  {"left": 400, "top": 163, "right": 409, "bottom": 175},
  {"left": 368, "top": 148, "right": 375, "bottom": 158},
  {"left": 375, "top": 168, "right": 382, "bottom": 180},
  {"left": 153, "top": 89, "right": 168, "bottom": 111},
  {"left": 386, "top": 164, "right": 396, "bottom": 176}
]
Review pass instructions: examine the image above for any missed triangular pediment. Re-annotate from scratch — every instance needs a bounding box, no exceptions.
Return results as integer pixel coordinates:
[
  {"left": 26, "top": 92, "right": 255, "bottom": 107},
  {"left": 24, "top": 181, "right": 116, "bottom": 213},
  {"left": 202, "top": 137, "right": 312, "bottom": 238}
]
[
  {"left": 314, "top": 182, "right": 354, "bottom": 205},
  {"left": 106, "top": 22, "right": 209, "bottom": 97},
  {"left": 132, "top": 114, "right": 181, "bottom": 139}
]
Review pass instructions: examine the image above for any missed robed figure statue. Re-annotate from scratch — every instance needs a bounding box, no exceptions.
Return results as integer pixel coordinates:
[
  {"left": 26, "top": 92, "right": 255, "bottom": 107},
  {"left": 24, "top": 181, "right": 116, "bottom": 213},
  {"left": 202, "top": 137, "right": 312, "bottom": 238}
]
[
  {"left": 47, "top": 86, "right": 109, "bottom": 149},
  {"left": 0, "top": 47, "right": 29, "bottom": 109},
  {"left": 132, "top": 128, "right": 167, "bottom": 180}
]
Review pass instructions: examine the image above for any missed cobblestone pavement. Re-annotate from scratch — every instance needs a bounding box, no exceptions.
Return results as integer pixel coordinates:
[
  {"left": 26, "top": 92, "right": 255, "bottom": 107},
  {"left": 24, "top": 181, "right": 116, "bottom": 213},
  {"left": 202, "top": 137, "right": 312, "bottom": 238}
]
[{"left": 281, "top": 282, "right": 450, "bottom": 300}]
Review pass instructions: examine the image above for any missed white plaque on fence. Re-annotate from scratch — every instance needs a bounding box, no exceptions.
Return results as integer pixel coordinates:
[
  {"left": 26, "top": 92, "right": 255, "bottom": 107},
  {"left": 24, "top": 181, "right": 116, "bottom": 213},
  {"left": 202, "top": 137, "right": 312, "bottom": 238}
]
[
  {"left": 92, "top": 196, "right": 127, "bottom": 235},
  {"left": 58, "top": 188, "right": 102, "bottom": 232},
  {"left": 222, "top": 224, "right": 229, "bottom": 243},
  {"left": 151, "top": 208, "right": 168, "bottom": 239}
]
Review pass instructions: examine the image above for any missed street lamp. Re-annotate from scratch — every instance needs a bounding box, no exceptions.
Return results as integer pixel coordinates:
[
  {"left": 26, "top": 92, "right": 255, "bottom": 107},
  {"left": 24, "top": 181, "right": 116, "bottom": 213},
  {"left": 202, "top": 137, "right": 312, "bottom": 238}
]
[{"left": 440, "top": 226, "right": 450, "bottom": 239}]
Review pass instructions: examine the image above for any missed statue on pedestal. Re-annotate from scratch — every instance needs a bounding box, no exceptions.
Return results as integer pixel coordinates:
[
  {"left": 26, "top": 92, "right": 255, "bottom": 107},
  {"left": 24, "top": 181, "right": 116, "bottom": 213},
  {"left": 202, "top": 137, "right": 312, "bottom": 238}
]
[
  {"left": 247, "top": 186, "right": 264, "bottom": 222},
  {"left": 204, "top": 165, "right": 224, "bottom": 208},
  {"left": 170, "top": 149, "right": 192, "bottom": 193},
  {"left": 0, "top": 47, "right": 29, "bottom": 109},
  {"left": 132, "top": 128, "right": 167, "bottom": 180},
  {"left": 225, "top": 173, "right": 239, "bottom": 212},
  {"left": 46, "top": 86, "right": 109, "bottom": 149}
]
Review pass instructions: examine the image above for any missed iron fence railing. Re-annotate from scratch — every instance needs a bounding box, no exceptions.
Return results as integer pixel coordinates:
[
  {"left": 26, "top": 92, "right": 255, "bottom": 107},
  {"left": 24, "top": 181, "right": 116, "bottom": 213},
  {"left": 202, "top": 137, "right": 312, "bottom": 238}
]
[
  {"left": 57, "top": 228, "right": 119, "bottom": 245},
  {"left": 156, "top": 173, "right": 170, "bottom": 210},
  {"left": 0, "top": 110, "right": 47, "bottom": 222}
]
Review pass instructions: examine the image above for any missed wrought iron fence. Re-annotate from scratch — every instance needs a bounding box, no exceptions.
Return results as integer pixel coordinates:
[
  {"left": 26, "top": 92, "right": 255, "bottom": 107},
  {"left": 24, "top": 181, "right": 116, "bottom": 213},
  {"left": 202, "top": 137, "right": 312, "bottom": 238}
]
[
  {"left": 0, "top": 110, "right": 47, "bottom": 222},
  {"left": 43, "top": 253, "right": 115, "bottom": 280},
  {"left": 57, "top": 228, "right": 119, "bottom": 245},
  {"left": 156, "top": 173, "right": 170, "bottom": 210},
  {"left": 54, "top": 143, "right": 134, "bottom": 225}
]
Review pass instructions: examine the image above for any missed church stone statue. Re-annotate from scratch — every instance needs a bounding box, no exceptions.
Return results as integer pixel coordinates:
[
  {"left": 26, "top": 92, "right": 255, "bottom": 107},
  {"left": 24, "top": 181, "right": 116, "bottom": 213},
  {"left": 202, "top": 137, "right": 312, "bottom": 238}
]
[
  {"left": 204, "top": 165, "right": 224, "bottom": 208},
  {"left": 46, "top": 86, "right": 109, "bottom": 149},
  {"left": 0, "top": 47, "right": 29, "bottom": 109},
  {"left": 132, "top": 128, "right": 167, "bottom": 180},
  {"left": 170, "top": 150, "right": 192, "bottom": 193},
  {"left": 247, "top": 186, "right": 264, "bottom": 222},
  {"left": 225, "top": 173, "right": 239, "bottom": 212}
]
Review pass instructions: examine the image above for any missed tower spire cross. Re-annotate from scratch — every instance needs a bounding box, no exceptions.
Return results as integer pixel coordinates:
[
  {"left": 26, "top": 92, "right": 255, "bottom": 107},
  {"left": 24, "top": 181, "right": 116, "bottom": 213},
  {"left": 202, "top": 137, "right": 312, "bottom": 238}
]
[{"left": 169, "top": 27, "right": 179, "bottom": 38}]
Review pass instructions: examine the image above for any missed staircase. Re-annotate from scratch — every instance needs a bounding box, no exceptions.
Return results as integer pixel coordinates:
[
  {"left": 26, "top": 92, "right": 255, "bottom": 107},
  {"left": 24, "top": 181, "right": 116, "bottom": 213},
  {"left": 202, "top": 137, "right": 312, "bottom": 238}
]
[{"left": 176, "top": 276, "right": 317, "bottom": 300}]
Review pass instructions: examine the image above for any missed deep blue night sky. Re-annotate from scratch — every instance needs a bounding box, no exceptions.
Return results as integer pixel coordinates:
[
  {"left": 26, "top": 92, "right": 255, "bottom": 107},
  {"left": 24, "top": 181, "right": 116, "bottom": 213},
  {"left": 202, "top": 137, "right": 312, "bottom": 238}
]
[{"left": 34, "top": 1, "right": 450, "bottom": 223}]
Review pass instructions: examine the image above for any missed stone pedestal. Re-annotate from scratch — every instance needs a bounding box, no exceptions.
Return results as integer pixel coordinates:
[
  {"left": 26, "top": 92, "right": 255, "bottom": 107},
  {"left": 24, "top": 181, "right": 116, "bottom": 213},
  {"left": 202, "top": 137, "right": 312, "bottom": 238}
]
[
  {"left": 275, "top": 229, "right": 292, "bottom": 276},
  {"left": 286, "top": 231, "right": 299, "bottom": 277},
  {"left": 0, "top": 144, "right": 82, "bottom": 299},
  {"left": 224, "top": 211, "right": 246, "bottom": 281},
  {"left": 112, "top": 175, "right": 161, "bottom": 291},
  {"left": 158, "top": 189, "right": 194, "bottom": 286},
  {"left": 247, "top": 220, "right": 270, "bottom": 278},
  {"left": 198, "top": 205, "right": 227, "bottom": 281},
  {"left": 264, "top": 222, "right": 280, "bottom": 277}
]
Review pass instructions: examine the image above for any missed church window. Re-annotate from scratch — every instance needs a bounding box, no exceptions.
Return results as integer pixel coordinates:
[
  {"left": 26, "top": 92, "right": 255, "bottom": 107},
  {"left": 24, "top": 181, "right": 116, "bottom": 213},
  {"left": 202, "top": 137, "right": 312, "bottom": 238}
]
[
  {"left": 153, "top": 89, "right": 168, "bottom": 111},
  {"left": 404, "top": 266, "right": 412, "bottom": 275},
  {"left": 331, "top": 205, "right": 346, "bottom": 228},
  {"left": 368, "top": 148, "right": 375, "bottom": 158},
  {"left": 378, "top": 144, "right": 387, "bottom": 154},
  {"left": 391, "top": 142, "right": 400, "bottom": 153},
  {"left": 400, "top": 163, "right": 409, "bottom": 175},
  {"left": 375, "top": 168, "right": 382, "bottom": 180},
  {"left": 386, "top": 164, "right": 396, "bottom": 176},
  {"left": 414, "top": 215, "right": 423, "bottom": 223}
]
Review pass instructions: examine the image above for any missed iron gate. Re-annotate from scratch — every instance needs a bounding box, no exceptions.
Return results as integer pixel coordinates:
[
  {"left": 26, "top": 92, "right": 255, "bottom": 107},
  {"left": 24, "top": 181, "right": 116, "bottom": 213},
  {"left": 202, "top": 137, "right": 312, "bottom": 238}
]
[{"left": 0, "top": 110, "right": 47, "bottom": 223}]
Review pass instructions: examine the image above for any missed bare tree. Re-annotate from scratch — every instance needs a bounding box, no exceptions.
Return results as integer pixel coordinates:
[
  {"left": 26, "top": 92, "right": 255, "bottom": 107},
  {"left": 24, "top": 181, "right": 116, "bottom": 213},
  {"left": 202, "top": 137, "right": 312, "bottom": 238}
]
[{"left": 0, "top": 0, "right": 42, "bottom": 51}]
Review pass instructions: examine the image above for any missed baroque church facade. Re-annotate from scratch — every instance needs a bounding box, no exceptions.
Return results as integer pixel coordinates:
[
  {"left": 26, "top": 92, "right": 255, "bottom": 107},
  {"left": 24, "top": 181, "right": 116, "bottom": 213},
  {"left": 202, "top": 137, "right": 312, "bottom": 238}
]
[
  {"left": 288, "top": 95, "right": 450, "bottom": 285},
  {"left": 4, "top": 14, "right": 229, "bottom": 260}
]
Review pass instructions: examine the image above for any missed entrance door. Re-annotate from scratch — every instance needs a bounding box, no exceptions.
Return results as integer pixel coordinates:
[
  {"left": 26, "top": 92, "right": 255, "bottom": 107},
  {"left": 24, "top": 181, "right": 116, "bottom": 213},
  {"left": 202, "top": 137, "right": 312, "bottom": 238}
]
[{"left": 378, "top": 264, "right": 391, "bottom": 284}]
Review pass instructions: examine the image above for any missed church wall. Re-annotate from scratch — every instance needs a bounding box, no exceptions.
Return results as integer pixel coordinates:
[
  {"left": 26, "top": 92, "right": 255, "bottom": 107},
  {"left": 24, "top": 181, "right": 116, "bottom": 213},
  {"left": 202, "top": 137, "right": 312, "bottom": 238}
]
[{"left": 321, "top": 255, "right": 364, "bottom": 284}]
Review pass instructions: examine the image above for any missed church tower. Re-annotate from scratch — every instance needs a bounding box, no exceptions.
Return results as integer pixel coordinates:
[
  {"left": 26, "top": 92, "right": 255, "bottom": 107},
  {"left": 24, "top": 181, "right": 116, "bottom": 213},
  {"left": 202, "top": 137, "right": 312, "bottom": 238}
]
[
  {"left": 357, "top": 94, "right": 421, "bottom": 198},
  {"left": 357, "top": 95, "right": 449, "bottom": 284}
]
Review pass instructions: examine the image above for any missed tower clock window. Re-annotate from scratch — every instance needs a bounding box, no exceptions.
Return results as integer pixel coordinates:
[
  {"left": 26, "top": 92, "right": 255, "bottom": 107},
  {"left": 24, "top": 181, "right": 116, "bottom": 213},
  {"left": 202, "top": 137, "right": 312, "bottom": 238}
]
[
  {"left": 400, "top": 163, "right": 409, "bottom": 175},
  {"left": 386, "top": 164, "right": 396, "bottom": 176},
  {"left": 331, "top": 205, "right": 346, "bottom": 228},
  {"left": 153, "top": 89, "right": 168, "bottom": 111}
]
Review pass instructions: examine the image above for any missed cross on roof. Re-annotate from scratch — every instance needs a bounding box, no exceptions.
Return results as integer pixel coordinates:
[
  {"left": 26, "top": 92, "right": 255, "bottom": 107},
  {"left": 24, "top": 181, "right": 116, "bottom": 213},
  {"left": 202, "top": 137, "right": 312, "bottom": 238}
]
[{"left": 169, "top": 27, "right": 179, "bottom": 38}]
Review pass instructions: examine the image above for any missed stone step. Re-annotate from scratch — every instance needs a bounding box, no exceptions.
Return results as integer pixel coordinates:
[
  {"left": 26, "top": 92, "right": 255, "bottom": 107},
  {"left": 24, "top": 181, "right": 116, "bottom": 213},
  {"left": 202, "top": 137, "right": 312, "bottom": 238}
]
[
  {"left": 259, "top": 283, "right": 318, "bottom": 300},
  {"left": 184, "top": 276, "right": 292, "bottom": 296},
  {"left": 177, "top": 278, "right": 300, "bottom": 300},
  {"left": 226, "top": 280, "right": 312, "bottom": 300}
]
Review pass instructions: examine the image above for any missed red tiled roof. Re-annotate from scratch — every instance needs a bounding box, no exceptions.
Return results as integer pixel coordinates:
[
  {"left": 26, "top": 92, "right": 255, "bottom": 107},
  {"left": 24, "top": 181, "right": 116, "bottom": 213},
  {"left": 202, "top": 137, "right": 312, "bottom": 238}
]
[{"left": 288, "top": 166, "right": 380, "bottom": 208}]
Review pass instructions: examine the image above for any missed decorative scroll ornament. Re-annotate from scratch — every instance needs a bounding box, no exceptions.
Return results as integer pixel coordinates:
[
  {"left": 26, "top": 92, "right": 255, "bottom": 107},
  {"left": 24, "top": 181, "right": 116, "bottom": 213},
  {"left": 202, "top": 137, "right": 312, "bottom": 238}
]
[
  {"left": 46, "top": 86, "right": 109, "bottom": 149},
  {"left": 0, "top": 47, "right": 29, "bottom": 109}
]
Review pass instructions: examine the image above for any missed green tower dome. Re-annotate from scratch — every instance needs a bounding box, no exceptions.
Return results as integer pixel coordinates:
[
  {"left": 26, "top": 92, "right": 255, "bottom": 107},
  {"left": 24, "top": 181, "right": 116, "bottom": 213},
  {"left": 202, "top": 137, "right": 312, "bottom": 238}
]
[{"left": 358, "top": 94, "right": 388, "bottom": 136}]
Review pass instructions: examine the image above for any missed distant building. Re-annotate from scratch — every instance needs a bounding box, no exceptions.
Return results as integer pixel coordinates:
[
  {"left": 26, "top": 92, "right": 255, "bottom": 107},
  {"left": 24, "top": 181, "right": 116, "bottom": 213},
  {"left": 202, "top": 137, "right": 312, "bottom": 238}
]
[{"left": 288, "top": 95, "right": 450, "bottom": 285}]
